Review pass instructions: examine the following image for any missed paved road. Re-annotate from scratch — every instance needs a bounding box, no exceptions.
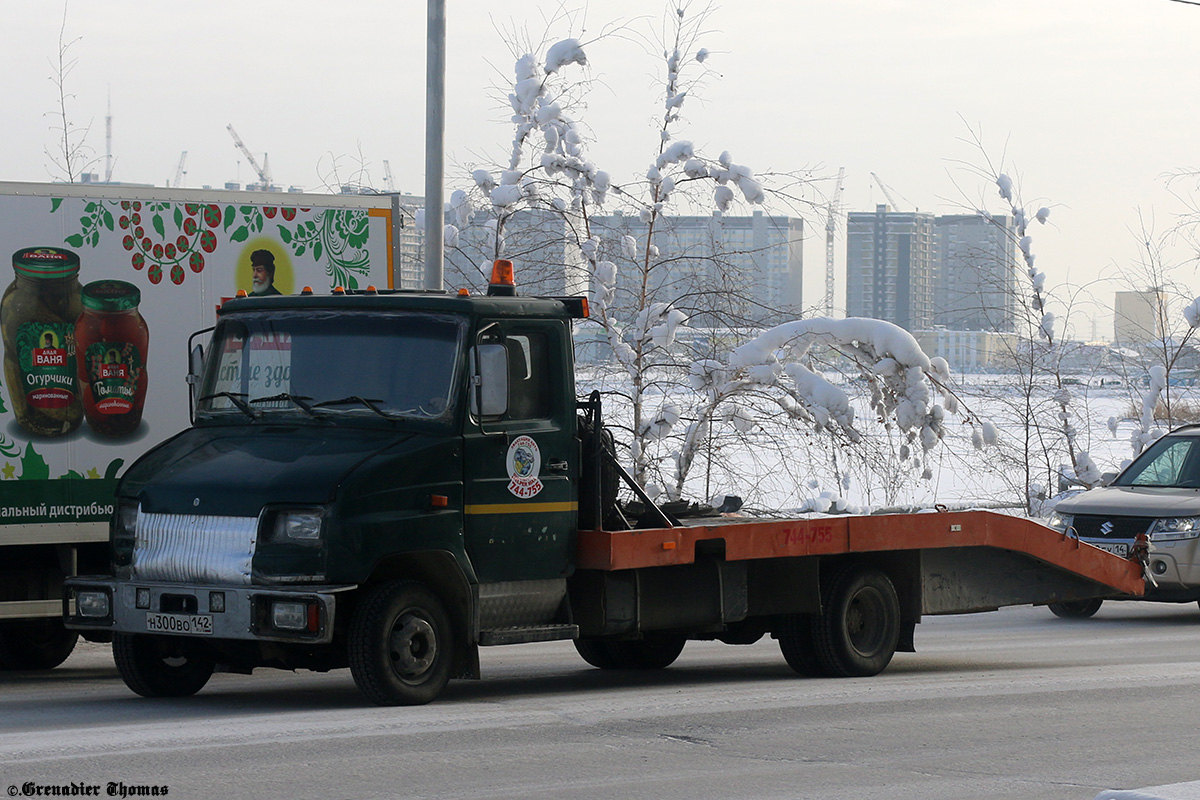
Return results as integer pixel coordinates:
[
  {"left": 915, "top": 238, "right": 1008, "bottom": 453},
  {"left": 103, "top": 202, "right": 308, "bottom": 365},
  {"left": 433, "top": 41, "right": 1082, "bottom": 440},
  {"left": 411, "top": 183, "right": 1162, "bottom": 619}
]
[{"left": 2, "top": 602, "right": 1199, "bottom": 800}]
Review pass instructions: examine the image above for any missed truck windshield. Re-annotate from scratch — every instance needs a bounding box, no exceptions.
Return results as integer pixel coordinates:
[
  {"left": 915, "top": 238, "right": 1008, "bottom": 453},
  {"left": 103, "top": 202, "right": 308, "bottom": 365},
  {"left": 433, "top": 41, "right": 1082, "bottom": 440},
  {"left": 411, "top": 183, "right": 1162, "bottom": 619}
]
[{"left": 196, "top": 310, "right": 464, "bottom": 423}]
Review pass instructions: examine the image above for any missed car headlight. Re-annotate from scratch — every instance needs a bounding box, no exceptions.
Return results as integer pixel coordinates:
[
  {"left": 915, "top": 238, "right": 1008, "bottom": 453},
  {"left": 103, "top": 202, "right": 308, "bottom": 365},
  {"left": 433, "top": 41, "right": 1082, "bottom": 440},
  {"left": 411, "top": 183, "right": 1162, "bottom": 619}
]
[
  {"left": 1048, "top": 511, "right": 1073, "bottom": 532},
  {"left": 1149, "top": 517, "right": 1200, "bottom": 541},
  {"left": 270, "top": 509, "right": 325, "bottom": 545}
]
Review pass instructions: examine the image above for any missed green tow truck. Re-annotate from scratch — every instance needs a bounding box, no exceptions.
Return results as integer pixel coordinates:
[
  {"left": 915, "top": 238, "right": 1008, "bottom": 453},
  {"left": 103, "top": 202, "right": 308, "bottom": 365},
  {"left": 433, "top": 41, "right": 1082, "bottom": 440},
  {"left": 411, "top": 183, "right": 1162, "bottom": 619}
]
[{"left": 64, "top": 265, "right": 1145, "bottom": 705}]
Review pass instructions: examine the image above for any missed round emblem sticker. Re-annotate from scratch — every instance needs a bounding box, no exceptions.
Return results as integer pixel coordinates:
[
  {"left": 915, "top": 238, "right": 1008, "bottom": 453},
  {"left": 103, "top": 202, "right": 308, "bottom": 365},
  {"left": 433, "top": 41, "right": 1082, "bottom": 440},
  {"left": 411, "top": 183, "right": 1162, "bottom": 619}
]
[{"left": 506, "top": 435, "right": 544, "bottom": 499}]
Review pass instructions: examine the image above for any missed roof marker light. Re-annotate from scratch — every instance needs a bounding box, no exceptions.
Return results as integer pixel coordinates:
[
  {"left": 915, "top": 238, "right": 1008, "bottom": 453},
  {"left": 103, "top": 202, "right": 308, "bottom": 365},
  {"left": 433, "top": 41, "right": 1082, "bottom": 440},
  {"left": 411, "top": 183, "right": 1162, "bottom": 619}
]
[
  {"left": 457, "top": 288, "right": 470, "bottom": 296},
  {"left": 235, "top": 289, "right": 248, "bottom": 298},
  {"left": 487, "top": 259, "right": 516, "bottom": 297},
  {"left": 300, "top": 286, "right": 314, "bottom": 295},
  {"left": 332, "top": 286, "right": 346, "bottom": 295}
]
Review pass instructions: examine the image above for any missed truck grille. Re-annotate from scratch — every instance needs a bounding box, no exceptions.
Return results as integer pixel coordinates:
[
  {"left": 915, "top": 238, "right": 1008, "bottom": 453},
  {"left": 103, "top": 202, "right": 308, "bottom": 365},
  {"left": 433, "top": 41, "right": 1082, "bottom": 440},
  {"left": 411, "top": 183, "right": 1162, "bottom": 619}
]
[
  {"left": 1071, "top": 514, "right": 1155, "bottom": 540},
  {"left": 131, "top": 512, "right": 257, "bottom": 585}
]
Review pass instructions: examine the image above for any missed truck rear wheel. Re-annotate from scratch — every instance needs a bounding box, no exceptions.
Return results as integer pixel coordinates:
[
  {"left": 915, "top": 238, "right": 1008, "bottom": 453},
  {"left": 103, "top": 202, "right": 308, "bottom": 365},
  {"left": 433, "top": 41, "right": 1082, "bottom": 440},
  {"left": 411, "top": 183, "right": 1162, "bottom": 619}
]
[
  {"left": 777, "top": 614, "right": 823, "bottom": 677},
  {"left": 112, "top": 633, "right": 215, "bottom": 697},
  {"left": 0, "top": 619, "right": 79, "bottom": 670},
  {"left": 349, "top": 580, "right": 453, "bottom": 706},
  {"left": 813, "top": 565, "right": 900, "bottom": 678},
  {"left": 1047, "top": 599, "right": 1103, "bottom": 618}
]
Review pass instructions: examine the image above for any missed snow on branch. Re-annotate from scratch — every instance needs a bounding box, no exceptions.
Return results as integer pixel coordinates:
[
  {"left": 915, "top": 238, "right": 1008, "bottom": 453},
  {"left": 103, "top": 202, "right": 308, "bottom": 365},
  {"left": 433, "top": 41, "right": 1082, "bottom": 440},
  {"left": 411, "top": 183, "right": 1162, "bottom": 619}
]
[{"left": 726, "top": 317, "right": 957, "bottom": 458}]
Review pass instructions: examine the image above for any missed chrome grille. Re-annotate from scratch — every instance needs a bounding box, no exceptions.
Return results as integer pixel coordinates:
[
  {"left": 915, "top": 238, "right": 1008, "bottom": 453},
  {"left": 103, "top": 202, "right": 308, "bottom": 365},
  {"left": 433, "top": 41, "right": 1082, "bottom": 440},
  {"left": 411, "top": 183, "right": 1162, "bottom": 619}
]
[
  {"left": 131, "top": 511, "right": 257, "bottom": 585},
  {"left": 1072, "top": 515, "right": 1155, "bottom": 540}
]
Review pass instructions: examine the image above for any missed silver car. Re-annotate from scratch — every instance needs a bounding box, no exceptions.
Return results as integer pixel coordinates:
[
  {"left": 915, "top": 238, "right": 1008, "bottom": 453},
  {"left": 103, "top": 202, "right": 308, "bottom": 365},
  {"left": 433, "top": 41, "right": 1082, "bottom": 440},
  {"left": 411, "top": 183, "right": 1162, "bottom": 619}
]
[{"left": 1048, "top": 425, "right": 1200, "bottom": 617}]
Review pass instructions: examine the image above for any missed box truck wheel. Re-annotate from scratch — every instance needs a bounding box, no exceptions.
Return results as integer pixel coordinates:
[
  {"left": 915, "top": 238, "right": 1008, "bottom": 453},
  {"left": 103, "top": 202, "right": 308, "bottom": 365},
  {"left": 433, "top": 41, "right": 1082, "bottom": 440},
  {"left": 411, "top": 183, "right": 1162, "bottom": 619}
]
[
  {"left": 573, "top": 638, "right": 624, "bottom": 669},
  {"left": 349, "top": 580, "right": 453, "bottom": 706},
  {"left": 112, "top": 633, "right": 215, "bottom": 697},
  {"left": 0, "top": 619, "right": 78, "bottom": 670},
  {"left": 610, "top": 636, "right": 685, "bottom": 669},
  {"left": 573, "top": 636, "right": 685, "bottom": 670},
  {"left": 776, "top": 614, "right": 823, "bottom": 677},
  {"left": 1047, "top": 599, "right": 1103, "bottom": 619},
  {"left": 812, "top": 565, "right": 900, "bottom": 678}
]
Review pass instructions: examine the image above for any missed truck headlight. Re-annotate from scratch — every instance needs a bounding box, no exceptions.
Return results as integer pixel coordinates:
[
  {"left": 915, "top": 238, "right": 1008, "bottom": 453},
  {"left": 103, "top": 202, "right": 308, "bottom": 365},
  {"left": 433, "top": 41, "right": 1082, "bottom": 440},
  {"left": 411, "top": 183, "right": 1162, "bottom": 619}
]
[
  {"left": 113, "top": 500, "right": 139, "bottom": 575},
  {"left": 270, "top": 509, "right": 324, "bottom": 545},
  {"left": 76, "top": 589, "right": 111, "bottom": 618},
  {"left": 1047, "top": 511, "right": 1073, "bottom": 532},
  {"left": 1149, "top": 517, "right": 1200, "bottom": 541}
]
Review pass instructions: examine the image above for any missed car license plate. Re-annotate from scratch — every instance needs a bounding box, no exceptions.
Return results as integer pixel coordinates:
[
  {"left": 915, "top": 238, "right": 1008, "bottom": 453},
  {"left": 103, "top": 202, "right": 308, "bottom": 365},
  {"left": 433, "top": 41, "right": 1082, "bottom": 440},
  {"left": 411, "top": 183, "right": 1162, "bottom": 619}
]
[
  {"left": 1091, "top": 541, "right": 1129, "bottom": 557},
  {"left": 145, "top": 612, "right": 213, "bottom": 635}
]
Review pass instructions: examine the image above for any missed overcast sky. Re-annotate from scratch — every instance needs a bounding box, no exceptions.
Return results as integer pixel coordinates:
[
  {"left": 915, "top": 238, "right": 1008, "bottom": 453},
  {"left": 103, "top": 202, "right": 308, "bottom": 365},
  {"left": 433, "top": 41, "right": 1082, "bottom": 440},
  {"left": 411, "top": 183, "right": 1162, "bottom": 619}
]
[{"left": 2, "top": 0, "right": 1197, "bottom": 337}]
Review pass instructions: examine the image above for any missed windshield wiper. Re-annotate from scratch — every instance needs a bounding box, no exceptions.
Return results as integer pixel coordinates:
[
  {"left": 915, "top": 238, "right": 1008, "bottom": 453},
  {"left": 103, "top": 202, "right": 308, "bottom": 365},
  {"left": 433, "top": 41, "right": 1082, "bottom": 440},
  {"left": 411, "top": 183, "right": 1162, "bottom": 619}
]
[
  {"left": 197, "top": 391, "right": 259, "bottom": 419},
  {"left": 312, "top": 396, "right": 398, "bottom": 420},
  {"left": 250, "top": 393, "right": 319, "bottom": 418}
]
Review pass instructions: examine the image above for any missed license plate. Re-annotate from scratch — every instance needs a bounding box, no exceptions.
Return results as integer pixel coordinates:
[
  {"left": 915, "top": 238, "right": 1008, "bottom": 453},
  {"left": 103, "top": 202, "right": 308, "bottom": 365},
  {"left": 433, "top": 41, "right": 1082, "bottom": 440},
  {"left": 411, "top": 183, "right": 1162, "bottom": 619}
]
[
  {"left": 1091, "top": 541, "right": 1129, "bottom": 557},
  {"left": 145, "top": 612, "right": 213, "bottom": 635}
]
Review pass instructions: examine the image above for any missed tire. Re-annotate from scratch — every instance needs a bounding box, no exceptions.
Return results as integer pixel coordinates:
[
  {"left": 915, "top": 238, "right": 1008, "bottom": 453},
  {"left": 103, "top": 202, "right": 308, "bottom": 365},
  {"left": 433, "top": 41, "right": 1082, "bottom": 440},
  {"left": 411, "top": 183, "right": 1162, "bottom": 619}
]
[
  {"left": 777, "top": 614, "right": 824, "bottom": 677},
  {"left": 1048, "top": 599, "right": 1103, "bottom": 619},
  {"left": 610, "top": 635, "right": 686, "bottom": 669},
  {"left": 0, "top": 619, "right": 79, "bottom": 670},
  {"left": 812, "top": 565, "right": 901, "bottom": 678},
  {"left": 349, "top": 581, "right": 454, "bottom": 706},
  {"left": 574, "top": 638, "right": 624, "bottom": 670},
  {"left": 112, "top": 633, "right": 215, "bottom": 697},
  {"left": 574, "top": 635, "right": 686, "bottom": 670}
]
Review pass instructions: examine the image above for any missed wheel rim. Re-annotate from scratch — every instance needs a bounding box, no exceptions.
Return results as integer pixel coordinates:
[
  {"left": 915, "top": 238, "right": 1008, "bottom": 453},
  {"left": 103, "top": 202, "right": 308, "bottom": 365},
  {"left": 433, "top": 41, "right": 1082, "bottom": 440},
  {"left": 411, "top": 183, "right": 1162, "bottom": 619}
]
[
  {"left": 846, "top": 586, "right": 889, "bottom": 657},
  {"left": 388, "top": 610, "right": 438, "bottom": 684}
]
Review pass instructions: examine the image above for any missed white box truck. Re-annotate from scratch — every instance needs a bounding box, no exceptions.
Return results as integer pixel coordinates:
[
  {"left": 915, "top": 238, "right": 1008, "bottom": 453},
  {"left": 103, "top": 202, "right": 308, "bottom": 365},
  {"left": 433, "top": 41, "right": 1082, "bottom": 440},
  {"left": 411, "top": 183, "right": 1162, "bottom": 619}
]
[{"left": 0, "top": 180, "right": 400, "bottom": 668}]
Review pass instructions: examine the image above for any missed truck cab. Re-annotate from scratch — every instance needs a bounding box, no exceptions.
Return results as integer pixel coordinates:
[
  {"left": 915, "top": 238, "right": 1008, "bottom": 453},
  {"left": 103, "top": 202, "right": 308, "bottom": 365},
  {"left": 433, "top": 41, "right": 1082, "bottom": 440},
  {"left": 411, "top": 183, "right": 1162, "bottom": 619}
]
[{"left": 66, "top": 278, "right": 588, "bottom": 704}]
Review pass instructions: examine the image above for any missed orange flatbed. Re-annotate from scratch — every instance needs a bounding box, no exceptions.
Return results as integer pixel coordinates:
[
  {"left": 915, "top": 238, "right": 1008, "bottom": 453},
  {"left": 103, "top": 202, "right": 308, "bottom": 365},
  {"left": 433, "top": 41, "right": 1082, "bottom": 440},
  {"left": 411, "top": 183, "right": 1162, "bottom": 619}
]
[{"left": 577, "top": 509, "right": 1144, "bottom": 605}]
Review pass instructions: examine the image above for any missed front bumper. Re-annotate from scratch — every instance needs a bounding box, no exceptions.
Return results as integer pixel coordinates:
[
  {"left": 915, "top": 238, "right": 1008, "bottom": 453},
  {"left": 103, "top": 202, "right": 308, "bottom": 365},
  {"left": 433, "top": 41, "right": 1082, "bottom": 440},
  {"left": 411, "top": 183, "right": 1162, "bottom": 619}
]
[
  {"left": 63, "top": 577, "right": 354, "bottom": 644},
  {"left": 1082, "top": 536, "right": 1200, "bottom": 596}
]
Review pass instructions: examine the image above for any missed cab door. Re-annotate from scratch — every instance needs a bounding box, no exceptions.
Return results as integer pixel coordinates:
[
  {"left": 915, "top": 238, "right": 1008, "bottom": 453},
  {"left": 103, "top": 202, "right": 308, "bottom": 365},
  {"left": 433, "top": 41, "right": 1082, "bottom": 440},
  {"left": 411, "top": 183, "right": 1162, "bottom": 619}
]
[{"left": 462, "top": 319, "right": 578, "bottom": 582}]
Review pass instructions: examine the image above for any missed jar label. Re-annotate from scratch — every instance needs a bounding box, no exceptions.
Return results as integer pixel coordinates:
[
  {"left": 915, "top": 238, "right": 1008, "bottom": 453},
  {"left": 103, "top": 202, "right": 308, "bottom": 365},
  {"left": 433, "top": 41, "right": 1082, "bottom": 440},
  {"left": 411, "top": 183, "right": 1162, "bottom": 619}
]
[
  {"left": 83, "top": 342, "right": 143, "bottom": 415},
  {"left": 16, "top": 322, "right": 78, "bottom": 408}
]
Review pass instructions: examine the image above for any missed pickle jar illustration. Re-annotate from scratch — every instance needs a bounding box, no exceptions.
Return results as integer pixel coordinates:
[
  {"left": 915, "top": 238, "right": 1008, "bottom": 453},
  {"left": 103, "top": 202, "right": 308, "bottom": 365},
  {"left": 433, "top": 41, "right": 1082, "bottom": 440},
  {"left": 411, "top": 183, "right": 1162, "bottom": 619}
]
[
  {"left": 1, "top": 247, "right": 84, "bottom": 436},
  {"left": 75, "top": 280, "right": 149, "bottom": 438}
]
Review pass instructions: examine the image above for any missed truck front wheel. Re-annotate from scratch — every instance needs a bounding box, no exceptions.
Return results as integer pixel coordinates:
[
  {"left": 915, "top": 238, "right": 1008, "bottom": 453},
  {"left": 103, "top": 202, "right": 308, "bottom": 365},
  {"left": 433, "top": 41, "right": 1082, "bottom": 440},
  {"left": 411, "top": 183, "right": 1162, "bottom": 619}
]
[
  {"left": 112, "top": 633, "right": 215, "bottom": 697},
  {"left": 813, "top": 566, "right": 900, "bottom": 678},
  {"left": 0, "top": 619, "right": 79, "bottom": 670},
  {"left": 349, "top": 580, "right": 453, "bottom": 706}
]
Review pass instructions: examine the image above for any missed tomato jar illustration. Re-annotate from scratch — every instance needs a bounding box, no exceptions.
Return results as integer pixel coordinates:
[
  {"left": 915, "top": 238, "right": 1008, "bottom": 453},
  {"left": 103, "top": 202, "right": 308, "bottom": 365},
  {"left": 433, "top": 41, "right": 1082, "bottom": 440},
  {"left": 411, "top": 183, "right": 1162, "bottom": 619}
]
[
  {"left": 75, "top": 280, "right": 149, "bottom": 438},
  {"left": 1, "top": 247, "right": 84, "bottom": 436}
]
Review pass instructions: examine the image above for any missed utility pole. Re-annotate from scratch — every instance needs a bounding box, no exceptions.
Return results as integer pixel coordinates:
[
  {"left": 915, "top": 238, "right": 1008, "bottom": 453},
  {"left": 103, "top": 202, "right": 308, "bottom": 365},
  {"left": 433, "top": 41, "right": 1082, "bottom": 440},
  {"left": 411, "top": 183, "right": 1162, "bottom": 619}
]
[{"left": 424, "top": 0, "right": 446, "bottom": 291}]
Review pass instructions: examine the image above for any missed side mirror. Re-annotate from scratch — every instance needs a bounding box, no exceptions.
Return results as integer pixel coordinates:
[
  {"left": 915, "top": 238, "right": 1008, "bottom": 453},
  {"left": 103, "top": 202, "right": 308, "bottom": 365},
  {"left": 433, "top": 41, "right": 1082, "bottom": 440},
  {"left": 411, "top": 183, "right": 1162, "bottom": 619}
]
[
  {"left": 188, "top": 343, "right": 205, "bottom": 386},
  {"left": 470, "top": 343, "right": 508, "bottom": 417},
  {"left": 185, "top": 327, "right": 214, "bottom": 424}
]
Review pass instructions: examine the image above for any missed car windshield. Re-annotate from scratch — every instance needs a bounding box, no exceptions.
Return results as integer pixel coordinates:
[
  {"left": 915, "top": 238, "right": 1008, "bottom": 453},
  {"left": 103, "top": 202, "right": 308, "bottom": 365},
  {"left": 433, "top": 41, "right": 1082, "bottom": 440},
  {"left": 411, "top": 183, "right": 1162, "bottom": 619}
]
[
  {"left": 1113, "top": 434, "right": 1200, "bottom": 488},
  {"left": 196, "top": 310, "right": 464, "bottom": 423}
]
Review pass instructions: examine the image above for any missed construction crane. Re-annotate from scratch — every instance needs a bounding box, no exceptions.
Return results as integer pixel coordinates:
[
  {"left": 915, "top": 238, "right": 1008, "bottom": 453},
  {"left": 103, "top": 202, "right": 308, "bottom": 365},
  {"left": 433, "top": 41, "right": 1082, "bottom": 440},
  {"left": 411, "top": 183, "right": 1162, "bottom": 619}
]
[
  {"left": 382, "top": 160, "right": 396, "bottom": 193},
  {"left": 870, "top": 172, "right": 911, "bottom": 212},
  {"left": 226, "top": 124, "right": 271, "bottom": 188},
  {"left": 104, "top": 93, "right": 114, "bottom": 183},
  {"left": 824, "top": 167, "right": 845, "bottom": 316},
  {"left": 172, "top": 151, "right": 188, "bottom": 188}
]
